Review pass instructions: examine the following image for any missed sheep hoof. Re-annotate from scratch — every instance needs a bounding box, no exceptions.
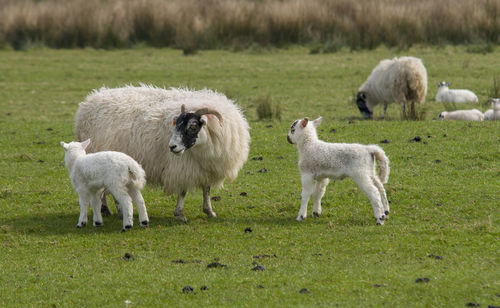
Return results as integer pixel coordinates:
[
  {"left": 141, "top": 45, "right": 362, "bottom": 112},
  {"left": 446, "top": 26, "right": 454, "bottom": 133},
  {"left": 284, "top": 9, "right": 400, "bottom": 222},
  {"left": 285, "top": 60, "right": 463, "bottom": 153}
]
[
  {"left": 204, "top": 209, "right": 217, "bottom": 218},
  {"left": 312, "top": 212, "right": 321, "bottom": 218},
  {"left": 94, "top": 221, "right": 103, "bottom": 227},
  {"left": 376, "top": 219, "right": 385, "bottom": 225},
  {"left": 121, "top": 225, "right": 132, "bottom": 232},
  {"left": 77, "top": 222, "right": 87, "bottom": 228},
  {"left": 140, "top": 220, "right": 149, "bottom": 228},
  {"left": 175, "top": 215, "right": 187, "bottom": 223},
  {"left": 296, "top": 215, "right": 305, "bottom": 222}
]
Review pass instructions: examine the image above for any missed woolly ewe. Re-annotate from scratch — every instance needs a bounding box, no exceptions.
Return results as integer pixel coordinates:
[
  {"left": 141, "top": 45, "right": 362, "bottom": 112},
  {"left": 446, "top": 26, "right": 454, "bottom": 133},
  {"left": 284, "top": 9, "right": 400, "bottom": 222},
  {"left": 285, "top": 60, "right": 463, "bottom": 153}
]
[
  {"left": 484, "top": 98, "right": 500, "bottom": 120},
  {"left": 61, "top": 139, "right": 149, "bottom": 231},
  {"left": 287, "top": 117, "right": 390, "bottom": 225},
  {"left": 357, "top": 56, "right": 427, "bottom": 119},
  {"left": 438, "top": 109, "right": 484, "bottom": 121},
  {"left": 74, "top": 86, "right": 250, "bottom": 222},
  {"left": 435, "top": 82, "right": 478, "bottom": 104}
]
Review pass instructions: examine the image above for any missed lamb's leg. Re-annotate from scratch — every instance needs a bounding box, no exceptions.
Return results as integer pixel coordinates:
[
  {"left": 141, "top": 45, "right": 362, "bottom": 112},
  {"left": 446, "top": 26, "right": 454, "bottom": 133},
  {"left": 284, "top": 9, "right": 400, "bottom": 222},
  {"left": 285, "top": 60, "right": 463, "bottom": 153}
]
[
  {"left": 129, "top": 186, "right": 149, "bottom": 227},
  {"left": 91, "top": 192, "right": 103, "bottom": 227},
  {"left": 382, "top": 104, "right": 388, "bottom": 119},
  {"left": 100, "top": 191, "right": 112, "bottom": 216},
  {"left": 312, "top": 178, "right": 329, "bottom": 217},
  {"left": 372, "top": 176, "right": 390, "bottom": 218},
  {"left": 174, "top": 191, "right": 187, "bottom": 223},
  {"left": 77, "top": 192, "right": 90, "bottom": 228},
  {"left": 355, "top": 175, "right": 385, "bottom": 225},
  {"left": 113, "top": 195, "right": 123, "bottom": 219},
  {"left": 203, "top": 186, "right": 216, "bottom": 218},
  {"left": 297, "top": 173, "right": 314, "bottom": 221}
]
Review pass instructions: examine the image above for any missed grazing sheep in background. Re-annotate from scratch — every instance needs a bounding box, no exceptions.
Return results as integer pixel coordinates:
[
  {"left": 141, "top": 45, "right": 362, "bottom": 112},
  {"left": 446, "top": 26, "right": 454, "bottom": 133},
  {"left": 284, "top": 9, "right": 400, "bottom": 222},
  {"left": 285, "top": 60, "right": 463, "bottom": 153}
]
[
  {"left": 356, "top": 56, "right": 427, "bottom": 119},
  {"left": 435, "top": 81, "right": 478, "bottom": 103},
  {"left": 438, "top": 109, "right": 484, "bottom": 121},
  {"left": 75, "top": 85, "right": 250, "bottom": 222},
  {"left": 287, "top": 117, "right": 390, "bottom": 225},
  {"left": 484, "top": 98, "right": 500, "bottom": 120},
  {"left": 61, "top": 139, "right": 149, "bottom": 231}
]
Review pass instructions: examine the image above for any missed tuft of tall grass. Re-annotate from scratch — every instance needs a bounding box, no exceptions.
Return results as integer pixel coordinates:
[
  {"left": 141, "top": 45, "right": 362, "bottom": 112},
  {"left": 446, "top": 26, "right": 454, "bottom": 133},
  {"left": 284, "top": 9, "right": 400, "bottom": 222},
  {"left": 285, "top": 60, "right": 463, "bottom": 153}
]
[
  {"left": 0, "top": 0, "right": 499, "bottom": 50},
  {"left": 256, "top": 96, "right": 281, "bottom": 121}
]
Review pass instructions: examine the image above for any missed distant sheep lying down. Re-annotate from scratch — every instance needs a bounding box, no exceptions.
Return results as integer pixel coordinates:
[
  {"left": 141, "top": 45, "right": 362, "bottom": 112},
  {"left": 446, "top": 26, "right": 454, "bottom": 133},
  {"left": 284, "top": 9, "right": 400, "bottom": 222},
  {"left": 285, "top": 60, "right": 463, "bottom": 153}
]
[
  {"left": 75, "top": 86, "right": 250, "bottom": 222},
  {"left": 484, "top": 98, "right": 500, "bottom": 120},
  {"left": 287, "top": 117, "right": 390, "bottom": 225},
  {"left": 357, "top": 56, "right": 427, "bottom": 119},
  {"left": 438, "top": 109, "right": 484, "bottom": 121},
  {"left": 435, "top": 82, "right": 478, "bottom": 104},
  {"left": 61, "top": 139, "right": 149, "bottom": 231}
]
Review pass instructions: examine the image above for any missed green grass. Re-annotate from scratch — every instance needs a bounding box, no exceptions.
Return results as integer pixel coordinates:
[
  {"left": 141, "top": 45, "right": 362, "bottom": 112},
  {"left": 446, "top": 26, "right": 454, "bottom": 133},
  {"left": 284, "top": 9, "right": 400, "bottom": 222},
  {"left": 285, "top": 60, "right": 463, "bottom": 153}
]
[{"left": 0, "top": 46, "right": 499, "bottom": 307}]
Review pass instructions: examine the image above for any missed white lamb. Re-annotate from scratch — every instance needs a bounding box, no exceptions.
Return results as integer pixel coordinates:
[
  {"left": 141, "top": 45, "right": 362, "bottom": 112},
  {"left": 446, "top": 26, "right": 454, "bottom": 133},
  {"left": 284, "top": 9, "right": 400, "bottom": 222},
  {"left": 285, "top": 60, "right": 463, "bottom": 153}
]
[
  {"left": 287, "top": 117, "right": 390, "bottom": 225},
  {"left": 61, "top": 139, "right": 149, "bottom": 231},
  {"left": 438, "top": 109, "right": 484, "bottom": 121},
  {"left": 484, "top": 98, "right": 500, "bottom": 120},
  {"left": 357, "top": 56, "right": 427, "bottom": 119},
  {"left": 75, "top": 85, "right": 250, "bottom": 222},
  {"left": 435, "top": 82, "right": 478, "bottom": 103}
]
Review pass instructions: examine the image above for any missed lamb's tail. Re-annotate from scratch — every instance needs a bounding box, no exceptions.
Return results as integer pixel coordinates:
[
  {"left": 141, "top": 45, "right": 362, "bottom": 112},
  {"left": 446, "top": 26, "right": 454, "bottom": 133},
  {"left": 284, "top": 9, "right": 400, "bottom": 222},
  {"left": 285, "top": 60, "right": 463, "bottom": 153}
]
[
  {"left": 369, "top": 145, "right": 390, "bottom": 184},
  {"left": 128, "top": 162, "right": 146, "bottom": 190}
]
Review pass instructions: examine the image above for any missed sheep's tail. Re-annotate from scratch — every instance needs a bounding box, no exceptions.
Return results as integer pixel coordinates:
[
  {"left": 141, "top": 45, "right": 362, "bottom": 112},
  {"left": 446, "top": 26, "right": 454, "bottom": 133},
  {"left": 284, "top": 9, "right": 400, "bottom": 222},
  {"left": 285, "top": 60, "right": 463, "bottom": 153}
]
[
  {"left": 128, "top": 163, "right": 146, "bottom": 190},
  {"left": 369, "top": 145, "right": 390, "bottom": 184}
]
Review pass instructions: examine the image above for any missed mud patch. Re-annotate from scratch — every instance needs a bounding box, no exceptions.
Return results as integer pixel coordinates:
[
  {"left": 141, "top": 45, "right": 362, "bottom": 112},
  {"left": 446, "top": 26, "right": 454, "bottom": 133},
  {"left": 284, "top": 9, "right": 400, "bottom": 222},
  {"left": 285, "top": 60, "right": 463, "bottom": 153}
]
[
  {"left": 252, "top": 264, "right": 266, "bottom": 271},
  {"left": 207, "top": 262, "right": 227, "bottom": 268},
  {"left": 182, "top": 286, "right": 194, "bottom": 293},
  {"left": 428, "top": 254, "right": 443, "bottom": 260},
  {"left": 122, "top": 253, "right": 134, "bottom": 261},
  {"left": 244, "top": 227, "right": 253, "bottom": 233},
  {"left": 415, "top": 277, "right": 430, "bottom": 283},
  {"left": 299, "top": 288, "right": 310, "bottom": 294}
]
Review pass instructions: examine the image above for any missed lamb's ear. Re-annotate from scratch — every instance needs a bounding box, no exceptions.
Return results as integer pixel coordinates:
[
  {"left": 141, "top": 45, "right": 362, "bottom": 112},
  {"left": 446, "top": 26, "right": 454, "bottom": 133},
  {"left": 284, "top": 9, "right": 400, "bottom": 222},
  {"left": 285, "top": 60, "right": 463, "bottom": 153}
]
[
  {"left": 313, "top": 117, "right": 323, "bottom": 128},
  {"left": 60, "top": 141, "right": 69, "bottom": 150},
  {"left": 301, "top": 117, "right": 309, "bottom": 128},
  {"left": 81, "top": 139, "right": 91, "bottom": 149}
]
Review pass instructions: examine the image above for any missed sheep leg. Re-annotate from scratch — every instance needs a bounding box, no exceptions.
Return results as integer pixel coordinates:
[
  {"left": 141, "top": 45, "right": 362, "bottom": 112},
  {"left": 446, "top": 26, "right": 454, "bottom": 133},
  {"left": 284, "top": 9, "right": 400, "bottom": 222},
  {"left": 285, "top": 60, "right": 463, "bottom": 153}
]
[
  {"left": 129, "top": 186, "right": 149, "bottom": 227},
  {"left": 77, "top": 192, "right": 90, "bottom": 228},
  {"left": 355, "top": 175, "right": 385, "bottom": 225},
  {"left": 174, "top": 191, "right": 187, "bottom": 223},
  {"left": 202, "top": 186, "right": 217, "bottom": 218},
  {"left": 91, "top": 192, "right": 103, "bottom": 227},
  {"left": 382, "top": 104, "right": 388, "bottom": 119},
  {"left": 113, "top": 195, "right": 123, "bottom": 219},
  {"left": 372, "top": 176, "right": 390, "bottom": 218},
  {"left": 297, "top": 173, "right": 314, "bottom": 221},
  {"left": 312, "top": 178, "right": 329, "bottom": 217},
  {"left": 100, "top": 191, "right": 112, "bottom": 216}
]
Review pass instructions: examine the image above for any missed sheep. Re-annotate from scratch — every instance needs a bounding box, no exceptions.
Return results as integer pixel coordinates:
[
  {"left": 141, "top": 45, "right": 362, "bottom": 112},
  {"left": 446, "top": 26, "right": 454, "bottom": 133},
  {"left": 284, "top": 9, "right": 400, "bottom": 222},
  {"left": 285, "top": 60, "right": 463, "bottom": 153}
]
[
  {"left": 435, "top": 81, "right": 478, "bottom": 103},
  {"left": 356, "top": 56, "right": 427, "bottom": 119},
  {"left": 484, "top": 98, "right": 500, "bottom": 120},
  {"left": 61, "top": 139, "right": 149, "bottom": 231},
  {"left": 438, "top": 109, "right": 484, "bottom": 121},
  {"left": 287, "top": 117, "right": 390, "bottom": 225},
  {"left": 74, "top": 85, "right": 250, "bottom": 222}
]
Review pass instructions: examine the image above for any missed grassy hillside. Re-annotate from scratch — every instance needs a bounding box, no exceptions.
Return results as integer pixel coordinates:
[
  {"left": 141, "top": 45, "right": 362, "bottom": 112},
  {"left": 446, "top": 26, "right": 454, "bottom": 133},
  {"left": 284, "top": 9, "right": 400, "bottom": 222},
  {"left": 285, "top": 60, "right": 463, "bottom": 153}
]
[{"left": 0, "top": 46, "right": 499, "bottom": 307}]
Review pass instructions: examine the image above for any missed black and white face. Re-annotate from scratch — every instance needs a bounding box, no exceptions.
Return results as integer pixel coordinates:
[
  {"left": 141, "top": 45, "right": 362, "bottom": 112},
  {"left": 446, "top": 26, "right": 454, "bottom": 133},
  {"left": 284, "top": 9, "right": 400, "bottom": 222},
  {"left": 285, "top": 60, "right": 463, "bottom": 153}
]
[
  {"left": 438, "top": 81, "right": 449, "bottom": 88},
  {"left": 169, "top": 111, "right": 205, "bottom": 155},
  {"left": 356, "top": 92, "right": 373, "bottom": 119},
  {"left": 287, "top": 119, "right": 301, "bottom": 144}
]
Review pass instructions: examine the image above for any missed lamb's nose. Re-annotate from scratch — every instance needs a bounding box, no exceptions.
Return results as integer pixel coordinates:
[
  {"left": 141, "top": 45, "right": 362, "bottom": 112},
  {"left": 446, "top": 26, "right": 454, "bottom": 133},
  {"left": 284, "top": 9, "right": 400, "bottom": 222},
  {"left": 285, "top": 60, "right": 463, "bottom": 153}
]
[{"left": 169, "top": 145, "right": 177, "bottom": 152}]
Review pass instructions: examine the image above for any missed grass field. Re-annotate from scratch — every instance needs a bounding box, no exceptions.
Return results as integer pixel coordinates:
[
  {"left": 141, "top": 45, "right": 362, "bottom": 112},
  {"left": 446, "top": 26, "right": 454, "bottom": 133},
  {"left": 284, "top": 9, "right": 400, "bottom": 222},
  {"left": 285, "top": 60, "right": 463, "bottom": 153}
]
[{"left": 0, "top": 46, "right": 499, "bottom": 307}]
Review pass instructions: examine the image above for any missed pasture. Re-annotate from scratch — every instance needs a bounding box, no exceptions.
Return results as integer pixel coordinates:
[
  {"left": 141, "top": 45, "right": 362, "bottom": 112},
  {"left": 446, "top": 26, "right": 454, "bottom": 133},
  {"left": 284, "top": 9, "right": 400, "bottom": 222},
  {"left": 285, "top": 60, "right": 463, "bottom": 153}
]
[{"left": 0, "top": 46, "right": 499, "bottom": 307}]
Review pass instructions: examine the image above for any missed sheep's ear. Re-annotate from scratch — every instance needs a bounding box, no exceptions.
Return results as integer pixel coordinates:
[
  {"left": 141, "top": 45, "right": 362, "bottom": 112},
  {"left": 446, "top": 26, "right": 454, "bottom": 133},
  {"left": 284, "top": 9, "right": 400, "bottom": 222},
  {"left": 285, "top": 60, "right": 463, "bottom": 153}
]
[
  {"left": 81, "top": 139, "right": 91, "bottom": 149},
  {"left": 313, "top": 117, "right": 322, "bottom": 128},
  {"left": 60, "top": 141, "right": 69, "bottom": 150},
  {"left": 301, "top": 118, "right": 309, "bottom": 128},
  {"left": 181, "top": 104, "right": 186, "bottom": 113}
]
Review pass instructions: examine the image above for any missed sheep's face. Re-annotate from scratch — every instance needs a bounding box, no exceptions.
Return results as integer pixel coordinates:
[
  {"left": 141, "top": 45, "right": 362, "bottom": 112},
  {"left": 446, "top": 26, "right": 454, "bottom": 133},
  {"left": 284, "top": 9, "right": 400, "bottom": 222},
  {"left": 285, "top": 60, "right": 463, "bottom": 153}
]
[
  {"left": 169, "top": 112, "right": 205, "bottom": 155},
  {"left": 438, "top": 81, "right": 449, "bottom": 88},
  {"left": 287, "top": 117, "right": 322, "bottom": 144},
  {"left": 356, "top": 92, "right": 373, "bottom": 119},
  {"left": 438, "top": 111, "right": 447, "bottom": 119}
]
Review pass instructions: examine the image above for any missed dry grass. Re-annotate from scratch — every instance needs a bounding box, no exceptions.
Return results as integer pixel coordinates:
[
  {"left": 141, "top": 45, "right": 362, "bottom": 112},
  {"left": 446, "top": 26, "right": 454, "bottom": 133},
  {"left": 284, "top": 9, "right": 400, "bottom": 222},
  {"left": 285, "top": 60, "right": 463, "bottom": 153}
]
[{"left": 0, "top": 0, "right": 499, "bottom": 50}]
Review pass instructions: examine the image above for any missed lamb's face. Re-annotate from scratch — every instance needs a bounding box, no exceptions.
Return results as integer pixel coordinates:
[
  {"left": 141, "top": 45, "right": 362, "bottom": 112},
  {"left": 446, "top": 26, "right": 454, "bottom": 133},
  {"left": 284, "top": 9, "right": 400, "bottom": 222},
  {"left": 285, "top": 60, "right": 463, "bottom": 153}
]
[
  {"left": 437, "top": 81, "right": 449, "bottom": 89},
  {"left": 287, "top": 119, "right": 302, "bottom": 144},
  {"left": 169, "top": 111, "right": 205, "bottom": 155},
  {"left": 438, "top": 111, "right": 447, "bottom": 119},
  {"left": 356, "top": 92, "right": 373, "bottom": 119}
]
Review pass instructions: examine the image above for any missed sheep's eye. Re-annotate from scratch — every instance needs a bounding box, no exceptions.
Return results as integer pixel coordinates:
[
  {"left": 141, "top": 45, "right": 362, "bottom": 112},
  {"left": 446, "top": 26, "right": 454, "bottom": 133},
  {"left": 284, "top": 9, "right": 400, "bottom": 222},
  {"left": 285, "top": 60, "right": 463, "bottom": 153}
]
[{"left": 291, "top": 129, "right": 295, "bottom": 134}]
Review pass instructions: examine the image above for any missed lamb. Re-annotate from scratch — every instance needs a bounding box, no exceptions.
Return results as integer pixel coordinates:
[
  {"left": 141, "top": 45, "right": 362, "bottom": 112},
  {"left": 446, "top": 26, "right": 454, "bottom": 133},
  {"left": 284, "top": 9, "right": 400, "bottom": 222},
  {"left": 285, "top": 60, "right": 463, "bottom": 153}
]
[
  {"left": 435, "top": 82, "right": 478, "bottom": 103},
  {"left": 438, "top": 109, "right": 484, "bottom": 121},
  {"left": 484, "top": 98, "right": 500, "bottom": 120},
  {"left": 356, "top": 56, "right": 427, "bottom": 119},
  {"left": 74, "top": 85, "right": 250, "bottom": 222},
  {"left": 287, "top": 117, "right": 390, "bottom": 225},
  {"left": 61, "top": 139, "right": 149, "bottom": 231}
]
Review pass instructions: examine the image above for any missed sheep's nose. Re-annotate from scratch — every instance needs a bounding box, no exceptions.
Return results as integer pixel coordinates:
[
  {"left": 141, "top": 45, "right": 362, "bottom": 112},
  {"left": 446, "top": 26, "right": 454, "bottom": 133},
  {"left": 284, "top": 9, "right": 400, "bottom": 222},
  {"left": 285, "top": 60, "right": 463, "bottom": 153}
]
[{"left": 169, "top": 145, "right": 177, "bottom": 151}]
